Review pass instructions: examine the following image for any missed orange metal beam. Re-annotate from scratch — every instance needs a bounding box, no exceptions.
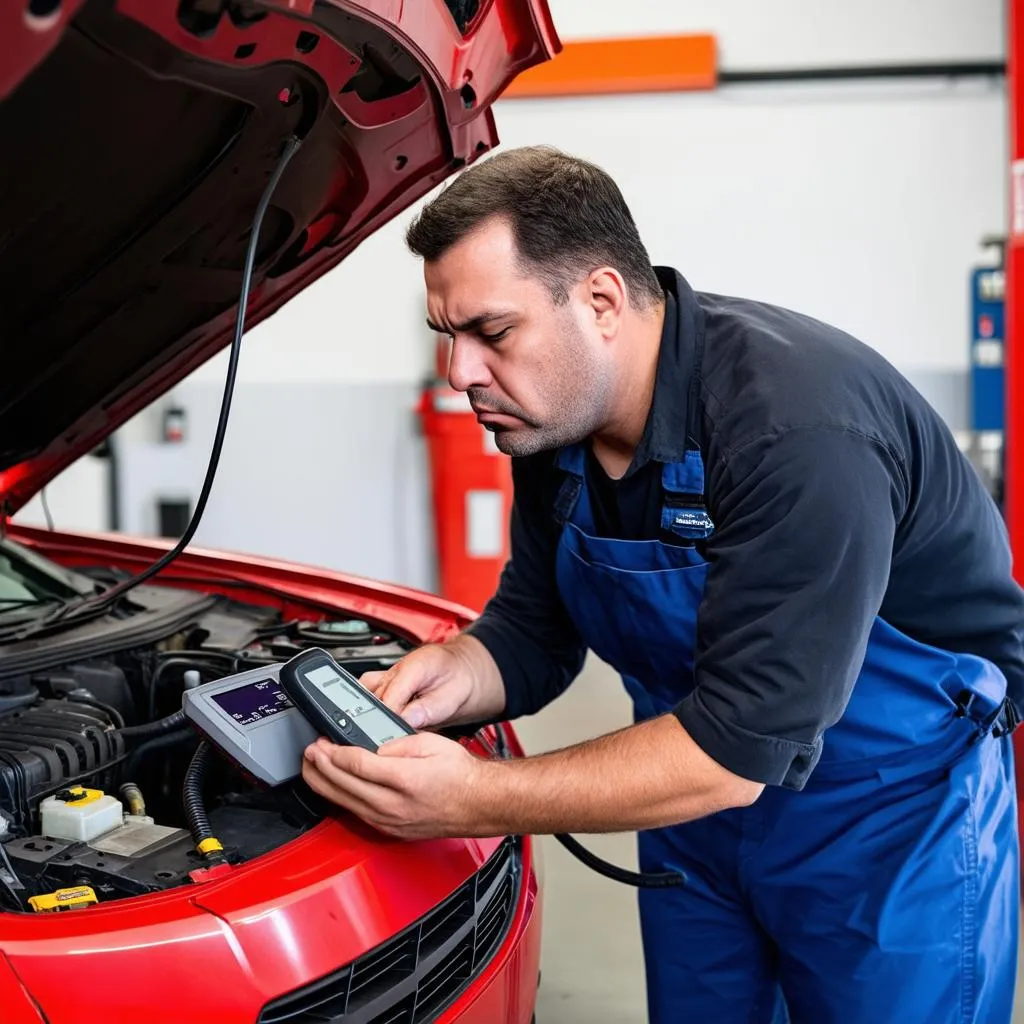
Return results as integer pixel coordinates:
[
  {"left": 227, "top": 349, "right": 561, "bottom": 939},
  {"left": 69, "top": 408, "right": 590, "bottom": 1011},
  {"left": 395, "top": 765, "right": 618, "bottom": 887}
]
[{"left": 501, "top": 34, "right": 717, "bottom": 98}]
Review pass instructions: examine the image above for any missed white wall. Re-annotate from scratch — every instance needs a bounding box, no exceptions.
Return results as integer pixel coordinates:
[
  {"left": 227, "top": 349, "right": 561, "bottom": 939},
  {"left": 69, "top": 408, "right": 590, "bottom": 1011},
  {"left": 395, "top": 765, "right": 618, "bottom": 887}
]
[
  {"left": 13, "top": 456, "right": 108, "bottom": 533},
  {"left": 492, "top": 76, "right": 1006, "bottom": 373},
  {"left": 184, "top": 210, "right": 441, "bottom": 387},
  {"left": 545, "top": 0, "right": 1005, "bottom": 68}
]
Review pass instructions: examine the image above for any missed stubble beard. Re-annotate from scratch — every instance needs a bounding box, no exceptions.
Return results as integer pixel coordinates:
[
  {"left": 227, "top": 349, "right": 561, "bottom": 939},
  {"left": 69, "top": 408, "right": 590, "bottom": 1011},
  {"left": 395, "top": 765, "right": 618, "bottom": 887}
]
[{"left": 482, "top": 327, "right": 613, "bottom": 458}]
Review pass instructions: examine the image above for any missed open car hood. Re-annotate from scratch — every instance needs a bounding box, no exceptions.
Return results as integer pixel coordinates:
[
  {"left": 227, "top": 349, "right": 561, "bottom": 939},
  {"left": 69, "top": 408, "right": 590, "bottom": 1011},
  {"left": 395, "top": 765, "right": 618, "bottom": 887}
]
[{"left": 0, "top": 0, "right": 558, "bottom": 512}]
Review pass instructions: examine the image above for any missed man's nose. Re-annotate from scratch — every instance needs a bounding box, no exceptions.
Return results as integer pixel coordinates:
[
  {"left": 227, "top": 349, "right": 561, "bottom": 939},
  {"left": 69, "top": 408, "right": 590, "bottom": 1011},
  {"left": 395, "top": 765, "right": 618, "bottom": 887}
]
[{"left": 447, "top": 338, "right": 491, "bottom": 393}]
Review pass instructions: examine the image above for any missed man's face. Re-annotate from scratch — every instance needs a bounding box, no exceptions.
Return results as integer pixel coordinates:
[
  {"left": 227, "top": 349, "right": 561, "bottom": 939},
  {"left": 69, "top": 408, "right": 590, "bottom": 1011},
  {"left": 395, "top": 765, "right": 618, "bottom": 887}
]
[{"left": 424, "top": 217, "right": 613, "bottom": 457}]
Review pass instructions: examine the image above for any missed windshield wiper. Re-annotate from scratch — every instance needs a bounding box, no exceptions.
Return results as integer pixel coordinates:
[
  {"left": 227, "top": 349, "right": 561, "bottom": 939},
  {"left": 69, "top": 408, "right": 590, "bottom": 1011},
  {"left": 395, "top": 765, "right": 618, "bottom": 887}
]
[
  {"left": 0, "top": 597, "right": 65, "bottom": 617},
  {"left": 0, "top": 595, "right": 103, "bottom": 643}
]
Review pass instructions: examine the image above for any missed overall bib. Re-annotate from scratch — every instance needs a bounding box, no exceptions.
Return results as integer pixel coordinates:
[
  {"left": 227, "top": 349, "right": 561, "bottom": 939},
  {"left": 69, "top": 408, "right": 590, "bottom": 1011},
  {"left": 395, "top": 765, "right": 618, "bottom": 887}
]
[{"left": 552, "top": 434, "right": 1020, "bottom": 1022}]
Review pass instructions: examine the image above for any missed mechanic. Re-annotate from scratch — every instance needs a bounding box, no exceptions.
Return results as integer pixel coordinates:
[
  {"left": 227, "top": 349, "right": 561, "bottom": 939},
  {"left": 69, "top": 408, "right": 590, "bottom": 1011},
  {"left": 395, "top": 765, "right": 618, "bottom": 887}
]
[{"left": 301, "top": 145, "right": 1024, "bottom": 1023}]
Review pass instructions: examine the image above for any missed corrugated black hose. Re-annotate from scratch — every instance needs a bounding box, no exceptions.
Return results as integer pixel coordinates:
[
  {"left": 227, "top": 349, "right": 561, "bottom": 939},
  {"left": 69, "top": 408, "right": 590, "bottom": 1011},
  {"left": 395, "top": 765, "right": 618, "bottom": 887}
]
[{"left": 183, "top": 740, "right": 225, "bottom": 864}]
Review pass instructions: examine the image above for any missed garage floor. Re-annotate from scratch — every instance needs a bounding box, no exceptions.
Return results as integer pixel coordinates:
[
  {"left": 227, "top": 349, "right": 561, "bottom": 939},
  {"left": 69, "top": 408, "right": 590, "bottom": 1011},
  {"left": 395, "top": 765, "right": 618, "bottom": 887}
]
[{"left": 513, "top": 654, "right": 1024, "bottom": 1023}]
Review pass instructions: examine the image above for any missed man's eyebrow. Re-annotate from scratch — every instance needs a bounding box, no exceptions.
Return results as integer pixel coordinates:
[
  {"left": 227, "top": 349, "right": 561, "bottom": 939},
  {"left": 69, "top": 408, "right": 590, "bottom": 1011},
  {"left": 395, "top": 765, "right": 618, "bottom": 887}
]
[{"left": 426, "top": 311, "right": 515, "bottom": 334}]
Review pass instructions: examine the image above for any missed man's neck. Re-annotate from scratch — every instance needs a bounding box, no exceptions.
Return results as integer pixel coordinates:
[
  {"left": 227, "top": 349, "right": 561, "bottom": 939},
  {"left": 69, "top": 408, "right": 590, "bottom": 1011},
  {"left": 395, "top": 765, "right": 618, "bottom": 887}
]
[{"left": 590, "top": 299, "right": 666, "bottom": 480}]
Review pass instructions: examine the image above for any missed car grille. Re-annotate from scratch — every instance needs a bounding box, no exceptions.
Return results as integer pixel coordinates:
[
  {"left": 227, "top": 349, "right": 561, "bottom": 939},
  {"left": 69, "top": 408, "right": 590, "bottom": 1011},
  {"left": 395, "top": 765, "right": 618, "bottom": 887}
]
[{"left": 257, "top": 836, "right": 521, "bottom": 1024}]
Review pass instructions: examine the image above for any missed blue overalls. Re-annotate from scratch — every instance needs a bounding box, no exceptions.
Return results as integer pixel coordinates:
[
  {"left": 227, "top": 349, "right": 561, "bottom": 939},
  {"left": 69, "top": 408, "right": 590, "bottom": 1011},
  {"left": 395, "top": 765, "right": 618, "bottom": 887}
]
[{"left": 552, "top": 433, "right": 1020, "bottom": 1022}]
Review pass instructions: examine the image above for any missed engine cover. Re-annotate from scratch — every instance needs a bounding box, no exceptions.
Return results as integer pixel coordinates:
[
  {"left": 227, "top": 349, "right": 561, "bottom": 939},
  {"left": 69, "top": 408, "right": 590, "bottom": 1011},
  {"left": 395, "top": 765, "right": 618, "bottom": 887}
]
[{"left": 0, "top": 698, "right": 124, "bottom": 835}]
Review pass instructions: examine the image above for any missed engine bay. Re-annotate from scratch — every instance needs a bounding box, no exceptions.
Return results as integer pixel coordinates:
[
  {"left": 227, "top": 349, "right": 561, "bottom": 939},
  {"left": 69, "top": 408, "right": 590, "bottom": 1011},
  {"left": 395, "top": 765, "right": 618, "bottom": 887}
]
[{"left": 0, "top": 543, "right": 417, "bottom": 913}]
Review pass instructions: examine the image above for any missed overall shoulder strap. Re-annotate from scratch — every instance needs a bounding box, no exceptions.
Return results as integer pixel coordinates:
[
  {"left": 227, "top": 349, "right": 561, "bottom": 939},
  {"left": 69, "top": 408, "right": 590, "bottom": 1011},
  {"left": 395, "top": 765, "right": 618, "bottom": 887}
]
[{"left": 553, "top": 444, "right": 586, "bottom": 526}]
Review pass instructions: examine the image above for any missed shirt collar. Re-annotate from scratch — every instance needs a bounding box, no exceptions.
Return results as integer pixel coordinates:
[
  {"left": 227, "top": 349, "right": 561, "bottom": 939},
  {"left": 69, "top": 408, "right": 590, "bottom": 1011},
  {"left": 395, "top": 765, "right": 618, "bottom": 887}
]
[{"left": 627, "top": 266, "right": 702, "bottom": 476}]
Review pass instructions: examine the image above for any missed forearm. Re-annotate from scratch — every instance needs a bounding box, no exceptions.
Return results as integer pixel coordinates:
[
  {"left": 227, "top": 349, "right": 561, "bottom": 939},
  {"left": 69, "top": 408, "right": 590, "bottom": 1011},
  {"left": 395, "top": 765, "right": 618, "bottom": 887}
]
[{"left": 469, "top": 714, "right": 764, "bottom": 835}]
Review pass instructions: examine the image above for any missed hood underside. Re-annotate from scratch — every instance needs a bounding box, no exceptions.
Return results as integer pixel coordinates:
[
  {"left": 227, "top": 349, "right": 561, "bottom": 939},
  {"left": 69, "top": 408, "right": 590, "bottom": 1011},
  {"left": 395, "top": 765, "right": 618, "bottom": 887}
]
[{"left": 0, "top": 0, "right": 558, "bottom": 511}]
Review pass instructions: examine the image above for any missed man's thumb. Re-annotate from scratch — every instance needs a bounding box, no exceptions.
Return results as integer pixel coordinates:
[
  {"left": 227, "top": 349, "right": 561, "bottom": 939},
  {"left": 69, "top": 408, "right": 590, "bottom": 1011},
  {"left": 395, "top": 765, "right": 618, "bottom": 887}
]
[{"left": 403, "top": 700, "right": 431, "bottom": 729}]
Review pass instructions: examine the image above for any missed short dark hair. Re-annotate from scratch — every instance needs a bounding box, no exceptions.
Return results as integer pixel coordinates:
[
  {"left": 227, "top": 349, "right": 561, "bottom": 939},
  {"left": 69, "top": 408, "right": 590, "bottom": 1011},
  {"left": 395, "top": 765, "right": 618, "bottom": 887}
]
[{"left": 405, "top": 145, "right": 663, "bottom": 308}]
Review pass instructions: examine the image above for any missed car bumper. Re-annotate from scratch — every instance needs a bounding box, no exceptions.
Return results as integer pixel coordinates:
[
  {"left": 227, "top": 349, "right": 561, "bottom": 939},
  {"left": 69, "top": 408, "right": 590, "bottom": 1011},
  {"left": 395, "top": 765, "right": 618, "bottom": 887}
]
[
  {"left": 0, "top": 834, "right": 541, "bottom": 1024},
  {"left": 439, "top": 842, "right": 542, "bottom": 1024}
]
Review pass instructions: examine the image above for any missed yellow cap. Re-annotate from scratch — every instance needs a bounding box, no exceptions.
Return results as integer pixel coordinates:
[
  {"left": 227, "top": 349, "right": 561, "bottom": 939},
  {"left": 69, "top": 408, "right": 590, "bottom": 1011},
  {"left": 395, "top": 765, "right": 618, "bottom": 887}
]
[
  {"left": 53, "top": 786, "right": 103, "bottom": 807},
  {"left": 197, "top": 837, "right": 224, "bottom": 856},
  {"left": 28, "top": 886, "right": 98, "bottom": 913}
]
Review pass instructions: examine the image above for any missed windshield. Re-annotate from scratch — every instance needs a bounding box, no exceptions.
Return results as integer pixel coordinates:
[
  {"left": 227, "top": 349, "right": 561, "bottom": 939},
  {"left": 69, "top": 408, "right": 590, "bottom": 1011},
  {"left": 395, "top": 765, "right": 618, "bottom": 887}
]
[{"left": 0, "top": 539, "right": 89, "bottom": 621}]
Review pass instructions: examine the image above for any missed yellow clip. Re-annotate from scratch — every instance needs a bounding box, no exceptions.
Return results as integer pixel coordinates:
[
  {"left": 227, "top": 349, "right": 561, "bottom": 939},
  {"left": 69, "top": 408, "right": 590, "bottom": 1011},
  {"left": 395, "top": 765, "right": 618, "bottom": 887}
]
[
  {"left": 28, "top": 886, "right": 98, "bottom": 913},
  {"left": 197, "top": 837, "right": 224, "bottom": 856}
]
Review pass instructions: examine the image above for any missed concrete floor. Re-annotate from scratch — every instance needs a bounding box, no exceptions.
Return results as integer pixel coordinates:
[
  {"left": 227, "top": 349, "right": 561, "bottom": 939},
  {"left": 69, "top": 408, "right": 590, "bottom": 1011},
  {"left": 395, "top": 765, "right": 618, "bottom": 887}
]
[{"left": 512, "top": 654, "right": 1024, "bottom": 1023}]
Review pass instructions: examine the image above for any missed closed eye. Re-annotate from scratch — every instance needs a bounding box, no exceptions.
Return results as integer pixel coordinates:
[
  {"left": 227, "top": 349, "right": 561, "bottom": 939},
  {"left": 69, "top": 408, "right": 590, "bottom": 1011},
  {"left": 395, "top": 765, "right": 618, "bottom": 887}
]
[{"left": 480, "top": 327, "right": 512, "bottom": 343}]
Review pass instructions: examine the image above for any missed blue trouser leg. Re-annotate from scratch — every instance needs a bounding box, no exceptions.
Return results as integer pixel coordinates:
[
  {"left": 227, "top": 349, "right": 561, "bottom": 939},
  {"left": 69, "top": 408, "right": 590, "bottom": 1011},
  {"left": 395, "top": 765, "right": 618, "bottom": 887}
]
[
  {"left": 636, "top": 736, "right": 1018, "bottom": 1023},
  {"left": 637, "top": 815, "right": 789, "bottom": 1024},
  {"left": 756, "top": 735, "right": 1019, "bottom": 1024}
]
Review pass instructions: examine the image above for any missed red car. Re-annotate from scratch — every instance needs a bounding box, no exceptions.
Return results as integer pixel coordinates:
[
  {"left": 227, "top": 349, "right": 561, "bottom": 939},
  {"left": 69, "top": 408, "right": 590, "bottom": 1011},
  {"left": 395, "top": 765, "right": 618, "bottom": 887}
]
[{"left": 0, "top": 1, "right": 559, "bottom": 1021}]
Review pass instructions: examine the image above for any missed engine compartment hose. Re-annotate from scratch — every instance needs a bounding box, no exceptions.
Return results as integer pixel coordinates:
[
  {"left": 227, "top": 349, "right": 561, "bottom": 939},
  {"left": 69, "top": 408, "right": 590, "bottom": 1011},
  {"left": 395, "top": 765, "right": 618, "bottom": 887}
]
[
  {"left": 552, "top": 833, "right": 686, "bottom": 889},
  {"left": 117, "top": 708, "right": 186, "bottom": 742},
  {"left": 183, "top": 740, "right": 225, "bottom": 862},
  {"left": 118, "top": 782, "right": 146, "bottom": 817},
  {"left": 124, "top": 727, "right": 195, "bottom": 781},
  {"left": 0, "top": 688, "right": 39, "bottom": 714},
  {"left": 147, "top": 657, "right": 210, "bottom": 719}
]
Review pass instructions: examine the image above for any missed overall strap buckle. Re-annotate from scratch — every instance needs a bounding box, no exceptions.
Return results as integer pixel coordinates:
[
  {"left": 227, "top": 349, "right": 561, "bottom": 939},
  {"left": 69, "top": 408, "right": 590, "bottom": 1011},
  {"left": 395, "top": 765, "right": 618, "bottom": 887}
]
[
  {"left": 956, "top": 690, "right": 1020, "bottom": 738},
  {"left": 992, "top": 697, "right": 1021, "bottom": 738}
]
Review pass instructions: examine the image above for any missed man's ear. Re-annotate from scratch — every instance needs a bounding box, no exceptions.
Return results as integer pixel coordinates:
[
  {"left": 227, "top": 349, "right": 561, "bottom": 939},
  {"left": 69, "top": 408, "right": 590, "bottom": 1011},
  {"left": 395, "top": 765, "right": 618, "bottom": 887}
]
[{"left": 588, "top": 267, "right": 628, "bottom": 340}]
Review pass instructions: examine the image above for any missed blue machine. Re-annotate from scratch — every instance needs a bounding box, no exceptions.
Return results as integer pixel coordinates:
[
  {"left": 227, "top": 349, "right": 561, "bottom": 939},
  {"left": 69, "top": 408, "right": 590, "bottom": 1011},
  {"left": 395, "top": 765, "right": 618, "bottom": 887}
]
[
  {"left": 969, "top": 246, "right": 1006, "bottom": 507},
  {"left": 971, "top": 264, "right": 1006, "bottom": 432}
]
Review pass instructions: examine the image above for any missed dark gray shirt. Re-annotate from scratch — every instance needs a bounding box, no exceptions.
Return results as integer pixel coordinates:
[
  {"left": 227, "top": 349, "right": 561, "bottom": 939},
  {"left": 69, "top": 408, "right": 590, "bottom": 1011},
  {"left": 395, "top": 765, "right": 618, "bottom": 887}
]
[{"left": 467, "top": 267, "right": 1024, "bottom": 789}]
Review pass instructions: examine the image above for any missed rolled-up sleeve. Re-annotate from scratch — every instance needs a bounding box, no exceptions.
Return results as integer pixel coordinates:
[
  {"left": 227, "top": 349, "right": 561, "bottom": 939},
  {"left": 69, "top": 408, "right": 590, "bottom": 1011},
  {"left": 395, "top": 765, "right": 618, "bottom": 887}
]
[{"left": 674, "top": 427, "right": 908, "bottom": 790}]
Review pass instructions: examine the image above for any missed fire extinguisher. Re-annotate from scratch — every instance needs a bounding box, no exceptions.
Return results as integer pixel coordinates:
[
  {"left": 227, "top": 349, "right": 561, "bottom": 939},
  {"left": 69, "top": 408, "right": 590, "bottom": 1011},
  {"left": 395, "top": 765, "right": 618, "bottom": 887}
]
[{"left": 418, "top": 377, "right": 513, "bottom": 614}]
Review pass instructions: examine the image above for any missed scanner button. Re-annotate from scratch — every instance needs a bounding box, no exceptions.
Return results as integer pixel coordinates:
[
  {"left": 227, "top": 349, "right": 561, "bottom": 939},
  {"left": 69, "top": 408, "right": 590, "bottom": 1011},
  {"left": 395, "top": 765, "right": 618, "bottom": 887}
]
[{"left": 337, "top": 716, "right": 349, "bottom": 728}]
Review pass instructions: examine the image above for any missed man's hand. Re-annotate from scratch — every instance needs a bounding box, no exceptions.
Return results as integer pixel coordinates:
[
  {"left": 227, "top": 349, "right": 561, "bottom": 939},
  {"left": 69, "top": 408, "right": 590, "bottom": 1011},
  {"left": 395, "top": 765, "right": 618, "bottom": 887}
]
[
  {"left": 301, "top": 714, "right": 764, "bottom": 842},
  {"left": 359, "top": 634, "right": 506, "bottom": 730},
  {"left": 301, "top": 732, "right": 495, "bottom": 840}
]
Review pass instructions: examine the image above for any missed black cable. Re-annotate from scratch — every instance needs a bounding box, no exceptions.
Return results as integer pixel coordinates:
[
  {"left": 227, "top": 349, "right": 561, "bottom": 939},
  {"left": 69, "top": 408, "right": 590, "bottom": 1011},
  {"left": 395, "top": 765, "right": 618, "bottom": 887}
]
[
  {"left": 146, "top": 656, "right": 214, "bottom": 720},
  {"left": 124, "top": 727, "right": 196, "bottom": 781},
  {"left": 553, "top": 833, "right": 684, "bottom": 889},
  {"left": 117, "top": 709, "right": 186, "bottom": 742},
  {"left": 64, "top": 692, "right": 125, "bottom": 730},
  {"left": 57, "top": 135, "right": 304, "bottom": 619},
  {"left": 484, "top": 724, "right": 684, "bottom": 889}
]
